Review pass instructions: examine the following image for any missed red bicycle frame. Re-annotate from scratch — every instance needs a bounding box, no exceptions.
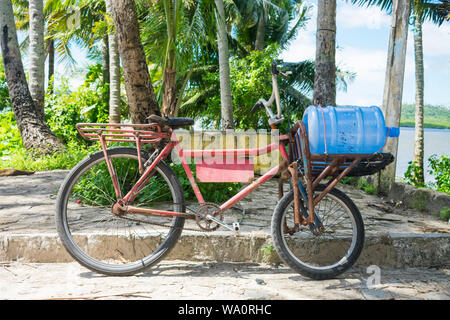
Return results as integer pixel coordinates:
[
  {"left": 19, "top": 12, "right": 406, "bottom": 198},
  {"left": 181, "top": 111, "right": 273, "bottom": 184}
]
[{"left": 93, "top": 127, "right": 291, "bottom": 220}]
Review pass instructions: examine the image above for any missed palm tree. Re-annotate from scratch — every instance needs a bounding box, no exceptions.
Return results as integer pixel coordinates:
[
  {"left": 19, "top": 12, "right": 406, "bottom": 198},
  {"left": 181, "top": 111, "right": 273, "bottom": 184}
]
[
  {"left": 109, "top": 0, "right": 161, "bottom": 123},
  {"left": 139, "top": 0, "right": 209, "bottom": 118},
  {"left": 28, "top": 0, "right": 46, "bottom": 118},
  {"left": 105, "top": 0, "right": 120, "bottom": 123},
  {"left": 214, "top": 0, "right": 234, "bottom": 130},
  {"left": 231, "top": 0, "right": 307, "bottom": 52},
  {"left": 350, "top": 0, "right": 449, "bottom": 185},
  {"left": 313, "top": 0, "right": 336, "bottom": 107},
  {"left": 0, "top": 0, "right": 64, "bottom": 153}
]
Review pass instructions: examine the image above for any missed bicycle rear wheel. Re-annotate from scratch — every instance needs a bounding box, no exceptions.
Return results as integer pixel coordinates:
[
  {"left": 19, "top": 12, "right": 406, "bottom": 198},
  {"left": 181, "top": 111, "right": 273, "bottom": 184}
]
[
  {"left": 55, "top": 147, "right": 185, "bottom": 276},
  {"left": 271, "top": 184, "right": 364, "bottom": 280}
]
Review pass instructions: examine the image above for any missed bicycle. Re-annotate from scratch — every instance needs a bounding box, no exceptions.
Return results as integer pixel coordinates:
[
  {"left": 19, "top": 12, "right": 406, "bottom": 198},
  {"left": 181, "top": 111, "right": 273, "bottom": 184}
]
[{"left": 55, "top": 62, "right": 394, "bottom": 280}]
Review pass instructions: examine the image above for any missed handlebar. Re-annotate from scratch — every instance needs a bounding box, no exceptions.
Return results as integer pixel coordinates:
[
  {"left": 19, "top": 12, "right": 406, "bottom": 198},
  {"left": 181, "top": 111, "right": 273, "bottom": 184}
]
[
  {"left": 253, "top": 61, "right": 291, "bottom": 126},
  {"left": 272, "top": 61, "right": 292, "bottom": 80}
]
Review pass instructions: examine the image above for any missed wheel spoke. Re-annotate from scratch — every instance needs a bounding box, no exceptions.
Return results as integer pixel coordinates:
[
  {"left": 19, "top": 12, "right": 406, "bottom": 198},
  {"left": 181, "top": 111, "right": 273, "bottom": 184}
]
[
  {"left": 57, "top": 149, "right": 185, "bottom": 276},
  {"left": 275, "top": 186, "right": 363, "bottom": 278}
]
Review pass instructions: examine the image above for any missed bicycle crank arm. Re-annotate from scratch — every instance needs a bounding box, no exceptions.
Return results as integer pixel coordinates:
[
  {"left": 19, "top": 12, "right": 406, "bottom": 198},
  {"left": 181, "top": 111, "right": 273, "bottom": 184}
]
[{"left": 205, "top": 214, "right": 240, "bottom": 236}]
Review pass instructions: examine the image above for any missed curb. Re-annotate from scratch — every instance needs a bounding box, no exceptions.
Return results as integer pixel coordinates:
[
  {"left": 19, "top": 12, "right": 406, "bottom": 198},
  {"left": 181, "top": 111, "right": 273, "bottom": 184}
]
[{"left": 1, "top": 232, "right": 449, "bottom": 268}]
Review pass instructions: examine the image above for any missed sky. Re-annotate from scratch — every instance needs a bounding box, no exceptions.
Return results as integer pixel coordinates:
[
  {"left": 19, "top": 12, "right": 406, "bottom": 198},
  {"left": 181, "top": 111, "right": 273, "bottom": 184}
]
[{"left": 281, "top": 0, "right": 450, "bottom": 108}]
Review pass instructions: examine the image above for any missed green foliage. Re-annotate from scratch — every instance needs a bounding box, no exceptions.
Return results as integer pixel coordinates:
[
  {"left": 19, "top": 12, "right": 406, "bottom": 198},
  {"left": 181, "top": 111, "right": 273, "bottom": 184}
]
[
  {"left": 71, "top": 158, "right": 242, "bottom": 206},
  {"left": 428, "top": 154, "right": 450, "bottom": 194},
  {"left": 0, "top": 111, "right": 22, "bottom": 158},
  {"left": 358, "top": 179, "right": 377, "bottom": 195},
  {"left": 181, "top": 44, "right": 307, "bottom": 130},
  {"left": 404, "top": 154, "right": 450, "bottom": 195},
  {"left": 400, "top": 104, "right": 450, "bottom": 129},
  {"left": 44, "top": 64, "right": 126, "bottom": 144},
  {"left": 0, "top": 141, "right": 90, "bottom": 171},
  {"left": 404, "top": 160, "right": 426, "bottom": 188},
  {"left": 440, "top": 208, "right": 450, "bottom": 221},
  {"left": 0, "top": 59, "right": 11, "bottom": 112}
]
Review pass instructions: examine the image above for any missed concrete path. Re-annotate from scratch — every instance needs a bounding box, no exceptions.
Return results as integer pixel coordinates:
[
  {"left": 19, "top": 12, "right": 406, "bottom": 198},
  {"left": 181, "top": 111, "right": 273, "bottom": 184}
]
[
  {"left": 1, "top": 261, "right": 448, "bottom": 300},
  {"left": 0, "top": 170, "right": 449, "bottom": 300}
]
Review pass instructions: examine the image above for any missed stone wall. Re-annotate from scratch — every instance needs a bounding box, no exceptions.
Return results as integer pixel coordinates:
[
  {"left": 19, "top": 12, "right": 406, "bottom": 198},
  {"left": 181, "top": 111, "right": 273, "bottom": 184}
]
[{"left": 389, "top": 182, "right": 450, "bottom": 215}]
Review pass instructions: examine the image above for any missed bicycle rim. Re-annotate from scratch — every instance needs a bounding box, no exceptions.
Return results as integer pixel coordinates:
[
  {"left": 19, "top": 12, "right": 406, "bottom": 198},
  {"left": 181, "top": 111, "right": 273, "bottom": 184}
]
[
  {"left": 56, "top": 148, "right": 184, "bottom": 275},
  {"left": 278, "top": 188, "right": 362, "bottom": 272}
]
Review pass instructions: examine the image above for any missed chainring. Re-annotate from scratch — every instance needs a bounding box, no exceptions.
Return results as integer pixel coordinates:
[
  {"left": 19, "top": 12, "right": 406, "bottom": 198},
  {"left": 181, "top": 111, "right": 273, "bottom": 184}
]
[{"left": 195, "top": 202, "right": 223, "bottom": 232}]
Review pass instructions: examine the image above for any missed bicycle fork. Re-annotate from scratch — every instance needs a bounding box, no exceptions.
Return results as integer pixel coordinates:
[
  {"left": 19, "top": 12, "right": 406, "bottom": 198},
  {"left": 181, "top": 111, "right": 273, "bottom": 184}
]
[{"left": 287, "top": 162, "right": 324, "bottom": 232}]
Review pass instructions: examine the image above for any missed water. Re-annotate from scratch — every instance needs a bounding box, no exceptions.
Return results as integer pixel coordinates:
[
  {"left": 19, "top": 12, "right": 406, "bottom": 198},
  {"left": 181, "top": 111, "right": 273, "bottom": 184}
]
[{"left": 396, "top": 127, "right": 450, "bottom": 182}]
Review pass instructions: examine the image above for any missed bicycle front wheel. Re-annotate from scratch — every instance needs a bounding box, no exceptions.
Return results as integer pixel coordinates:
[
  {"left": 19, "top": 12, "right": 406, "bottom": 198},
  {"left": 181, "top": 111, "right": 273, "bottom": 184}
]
[
  {"left": 55, "top": 147, "right": 185, "bottom": 276},
  {"left": 271, "top": 184, "right": 364, "bottom": 280}
]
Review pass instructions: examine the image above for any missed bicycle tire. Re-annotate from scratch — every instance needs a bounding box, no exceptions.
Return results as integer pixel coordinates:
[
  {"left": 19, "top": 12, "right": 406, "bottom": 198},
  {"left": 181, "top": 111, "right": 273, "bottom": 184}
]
[
  {"left": 55, "top": 147, "right": 185, "bottom": 276},
  {"left": 271, "top": 184, "right": 364, "bottom": 280}
]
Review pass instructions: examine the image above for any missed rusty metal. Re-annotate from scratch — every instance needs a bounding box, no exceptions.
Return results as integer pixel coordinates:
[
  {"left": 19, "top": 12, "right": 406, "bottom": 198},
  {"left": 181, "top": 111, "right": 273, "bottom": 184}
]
[
  {"left": 123, "top": 205, "right": 195, "bottom": 219},
  {"left": 76, "top": 123, "right": 169, "bottom": 144},
  {"left": 290, "top": 120, "right": 374, "bottom": 226},
  {"left": 313, "top": 158, "right": 362, "bottom": 207},
  {"left": 287, "top": 161, "right": 303, "bottom": 226}
]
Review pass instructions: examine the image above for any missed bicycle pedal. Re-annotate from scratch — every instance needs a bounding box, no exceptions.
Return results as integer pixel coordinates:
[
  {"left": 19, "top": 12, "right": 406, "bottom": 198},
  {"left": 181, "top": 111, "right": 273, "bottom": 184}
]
[{"left": 232, "top": 222, "right": 240, "bottom": 236}]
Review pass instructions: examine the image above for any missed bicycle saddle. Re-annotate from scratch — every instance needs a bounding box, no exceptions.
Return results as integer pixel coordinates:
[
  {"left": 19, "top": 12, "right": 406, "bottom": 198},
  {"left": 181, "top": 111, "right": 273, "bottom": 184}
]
[{"left": 147, "top": 115, "right": 194, "bottom": 129}]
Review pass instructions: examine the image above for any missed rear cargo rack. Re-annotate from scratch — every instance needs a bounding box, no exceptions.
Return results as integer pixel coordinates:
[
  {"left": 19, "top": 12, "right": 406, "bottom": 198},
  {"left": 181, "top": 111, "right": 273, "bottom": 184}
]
[{"left": 76, "top": 123, "right": 169, "bottom": 144}]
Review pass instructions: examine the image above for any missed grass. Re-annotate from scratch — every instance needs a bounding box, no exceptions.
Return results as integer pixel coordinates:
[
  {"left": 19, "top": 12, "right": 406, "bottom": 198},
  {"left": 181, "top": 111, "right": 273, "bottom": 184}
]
[{"left": 0, "top": 143, "right": 90, "bottom": 171}]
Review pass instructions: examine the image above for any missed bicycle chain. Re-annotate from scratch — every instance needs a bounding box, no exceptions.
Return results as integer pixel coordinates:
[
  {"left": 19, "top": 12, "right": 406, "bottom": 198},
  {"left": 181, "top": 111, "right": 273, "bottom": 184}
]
[{"left": 115, "top": 202, "right": 225, "bottom": 233}]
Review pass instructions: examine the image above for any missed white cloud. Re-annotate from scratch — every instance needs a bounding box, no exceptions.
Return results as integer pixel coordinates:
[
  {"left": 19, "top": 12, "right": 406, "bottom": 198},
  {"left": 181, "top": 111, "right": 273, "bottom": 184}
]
[
  {"left": 418, "top": 22, "right": 450, "bottom": 58},
  {"left": 337, "top": 3, "right": 391, "bottom": 30},
  {"left": 336, "top": 46, "right": 388, "bottom": 106}
]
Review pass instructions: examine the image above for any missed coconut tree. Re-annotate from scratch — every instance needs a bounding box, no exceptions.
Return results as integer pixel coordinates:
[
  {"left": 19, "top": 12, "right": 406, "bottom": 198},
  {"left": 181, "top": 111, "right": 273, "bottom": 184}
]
[
  {"left": 0, "top": 0, "right": 64, "bottom": 153},
  {"left": 13, "top": 0, "right": 80, "bottom": 93},
  {"left": 350, "top": 0, "right": 449, "bottom": 185},
  {"left": 28, "top": 0, "right": 46, "bottom": 118},
  {"left": 109, "top": 0, "right": 161, "bottom": 123},
  {"left": 214, "top": 0, "right": 234, "bottom": 130},
  {"left": 105, "top": 0, "right": 120, "bottom": 123},
  {"left": 138, "top": 0, "right": 209, "bottom": 118},
  {"left": 313, "top": 0, "right": 336, "bottom": 107},
  {"left": 231, "top": 0, "right": 307, "bottom": 52}
]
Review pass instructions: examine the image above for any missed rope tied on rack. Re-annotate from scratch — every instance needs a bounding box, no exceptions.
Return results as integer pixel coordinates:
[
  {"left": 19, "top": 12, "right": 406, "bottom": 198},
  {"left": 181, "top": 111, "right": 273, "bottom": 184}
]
[{"left": 319, "top": 106, "right": 328, "bottom": 155}]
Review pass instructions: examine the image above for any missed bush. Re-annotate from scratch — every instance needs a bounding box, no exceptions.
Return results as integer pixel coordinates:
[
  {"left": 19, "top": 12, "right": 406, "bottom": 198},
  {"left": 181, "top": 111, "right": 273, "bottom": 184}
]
[
  {"left": 404, "top": 155, "right": 450, "bottom": 195},
  {"left": 0, "top": 141, "right": 90, "bottom": 171},
  {"left": 440, "top": 208, "right": 450, "bottom": 221},
  {"left": 428, "top": 154, "right": 450, "bottom": 194},
  {"left": 404, "top": 160, "right": 426, "bottom": 188},
  {"left": 0, "top": 110, "right": 22, "bottom": 158}
]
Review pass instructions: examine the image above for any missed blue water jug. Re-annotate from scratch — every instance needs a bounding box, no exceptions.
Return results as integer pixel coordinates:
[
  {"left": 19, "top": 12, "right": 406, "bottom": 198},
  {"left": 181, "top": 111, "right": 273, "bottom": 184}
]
[{"left": 302, "top": 105, "right": 400, "bottom": 154}]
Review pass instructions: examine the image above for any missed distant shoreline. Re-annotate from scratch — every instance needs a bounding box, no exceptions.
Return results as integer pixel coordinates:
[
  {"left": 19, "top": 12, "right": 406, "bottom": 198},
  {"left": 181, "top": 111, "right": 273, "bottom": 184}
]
[
  {"left": 400, "top": 122, "right": 450, "bottom": 130},
  {"left": 399, "top": 122, "right": 450, "bottom": 130}
]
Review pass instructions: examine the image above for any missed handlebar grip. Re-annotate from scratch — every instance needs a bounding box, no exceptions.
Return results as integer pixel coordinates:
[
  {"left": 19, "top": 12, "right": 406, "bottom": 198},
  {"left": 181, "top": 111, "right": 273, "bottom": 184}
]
[{"left": 272, "top": 61, "right": 279, "bottom": 75}]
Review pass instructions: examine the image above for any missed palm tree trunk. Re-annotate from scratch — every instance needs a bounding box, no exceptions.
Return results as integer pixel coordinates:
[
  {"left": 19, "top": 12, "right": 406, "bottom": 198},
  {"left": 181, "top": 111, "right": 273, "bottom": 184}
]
[
  {"left": 105, "top": 0, "right": 121, "bottom": 124},
  {"left": 413, "top": 16, "right": 425, "bottom": 185},
  {"left": 28, "top": 0, "right": 45, "bottom": 118},
  {"left": 214, "top": 0, "right": 234, "bottom": 130},
  {"left": 161, "top": 58, "right": 177, "bottom": 117},
  {"left": 47, "top": 38, "right": 54, "bottom": 94},
  {"left": 102, "top": 35, "right": 110, "bottom": 85},
  {"left": 109, "top": 0, "right": 161, "bottom": 123},
  {"left": 0, "top": 0, "right": 63, "bottom": 153},
  {"left": 161, "top": 0, "right": 178, "bottom": 118},
  {"left": 255, "top": 11, "right": 266, "bottom": 51},
  {"left": 313, "top": 0, "right": 336, "bottom": 107}
]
